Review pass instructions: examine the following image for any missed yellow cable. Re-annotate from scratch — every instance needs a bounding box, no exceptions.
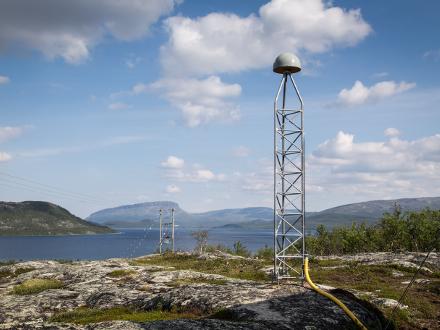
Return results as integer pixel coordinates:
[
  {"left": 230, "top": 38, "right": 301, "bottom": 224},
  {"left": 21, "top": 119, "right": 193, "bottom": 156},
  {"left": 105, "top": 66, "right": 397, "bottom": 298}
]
[{"left": 303, "top": 257, "right": 368, "bottom": 330}]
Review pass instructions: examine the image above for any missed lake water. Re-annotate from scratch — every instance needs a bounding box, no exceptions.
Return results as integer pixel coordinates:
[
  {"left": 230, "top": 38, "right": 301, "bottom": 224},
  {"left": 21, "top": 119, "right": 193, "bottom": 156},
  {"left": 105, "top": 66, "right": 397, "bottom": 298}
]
[{"left": 0, "top": 228, "right": 274, "bottom": 261}]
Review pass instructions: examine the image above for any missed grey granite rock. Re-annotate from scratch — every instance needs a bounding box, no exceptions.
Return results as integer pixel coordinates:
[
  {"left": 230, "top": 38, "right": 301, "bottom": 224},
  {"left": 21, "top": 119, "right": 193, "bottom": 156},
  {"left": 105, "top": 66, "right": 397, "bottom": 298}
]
[{"left": 0, "top": 254, "right": 389, "bottom": 329}]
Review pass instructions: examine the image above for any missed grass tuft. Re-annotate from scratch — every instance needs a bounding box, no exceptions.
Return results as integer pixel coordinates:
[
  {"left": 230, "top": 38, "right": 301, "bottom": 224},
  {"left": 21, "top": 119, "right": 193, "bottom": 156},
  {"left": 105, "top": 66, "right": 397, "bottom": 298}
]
[
  {"left": 13, "top": 278, "right": 63, "bottom": 295},
  {"left": 132, "top": 253, "right": 268, "bottom": 282},
  {"left": 107, "top": 269, "right": 137, "bottom": 278},
  {"left": 49, "top": 307, "right": 197, "bottom": 325}
]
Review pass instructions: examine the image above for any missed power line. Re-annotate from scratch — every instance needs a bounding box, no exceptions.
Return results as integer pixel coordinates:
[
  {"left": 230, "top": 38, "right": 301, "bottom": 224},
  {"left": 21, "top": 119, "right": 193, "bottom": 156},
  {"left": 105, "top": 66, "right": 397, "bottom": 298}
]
[
  {"left": 0, "top": 171, "right": 124, "bottom": 207},
  {"left": 0, "top": 180, "right": 108, "bottom": 206},
  {"left": 0, "top": 171, "right": 110, "bottom": 201}
]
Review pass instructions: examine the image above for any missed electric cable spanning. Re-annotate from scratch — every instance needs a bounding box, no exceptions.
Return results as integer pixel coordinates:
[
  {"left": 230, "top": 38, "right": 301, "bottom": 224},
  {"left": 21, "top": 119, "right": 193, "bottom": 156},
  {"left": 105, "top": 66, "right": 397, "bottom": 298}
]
[{"left": 0, "top": 170, "right": 120, "bottom": 206}]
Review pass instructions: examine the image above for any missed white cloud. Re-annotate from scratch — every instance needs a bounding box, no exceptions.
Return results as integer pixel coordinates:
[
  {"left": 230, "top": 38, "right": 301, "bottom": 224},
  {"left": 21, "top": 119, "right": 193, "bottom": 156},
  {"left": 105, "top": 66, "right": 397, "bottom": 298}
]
[
  {"left": 0, "top": 152, "right": 12, "bottom": 162},
  {"left": 161, "top": 157, "right": 225, "bottom": 183},
  {"left": 0, "top": 126, "right": 23, "bottom": 143},
  {"left": 151, "top": 76, "right": 241, "bottom": 127},
  {"left": 0, "top": 0, "right": 178, "bottom": 64},
  {"left": 372, "top": 72, "right": 388, "bottom": 79},
  {"left": 233, "top": 146, "right": 251, "bottom": 157},
  {"left": 132, "top": 83, "right": 149, "bottom": 95},
  {"left": 235, "top": 160, "right": 273, "bottom": 194},
  {"left": 337, "top": 80, "right": 416, "bottom": 107},
  {"left": 161, "top": 0, "right": 371, "bottom": 76},
  {"left": 166, "top": 167, "right": 226, "bottom": 183},
  {"left": 384, "top": 127, "right": 400, "bottom": 137},
  {"left": 108, "top": 102, "right": 130, "bottom": 110},
  {"left": 308, "top": 131, "right": 440, "bottom": 200},
  {"left": 161, "top": 156, "right": 185, "bottom": 169},
  {"left": 165, "top": 184, "right": 181, "bottom": 193},
  {"left": 0, "top": 75, "right": 10, "bottom": 84}
]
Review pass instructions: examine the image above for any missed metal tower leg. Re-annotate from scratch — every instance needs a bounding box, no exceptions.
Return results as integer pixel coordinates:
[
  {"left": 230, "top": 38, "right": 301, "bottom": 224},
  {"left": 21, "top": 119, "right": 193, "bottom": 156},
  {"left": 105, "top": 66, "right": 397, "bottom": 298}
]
[{"left": 273, "top": 72, "right": 305, "bottom": 281}]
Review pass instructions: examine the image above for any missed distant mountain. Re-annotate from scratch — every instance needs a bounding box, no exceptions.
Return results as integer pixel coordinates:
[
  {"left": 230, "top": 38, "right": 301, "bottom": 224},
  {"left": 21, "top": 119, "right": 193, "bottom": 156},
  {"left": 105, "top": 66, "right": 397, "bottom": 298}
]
[
  {"left": 0, "top": 201, "right": 114, "bottom": 236},
  {"left": 87, "top": 201, "right": 188, "bottom": 227},
  {"left": 87, "top": 197, "right": 440, "bottom": 230}
]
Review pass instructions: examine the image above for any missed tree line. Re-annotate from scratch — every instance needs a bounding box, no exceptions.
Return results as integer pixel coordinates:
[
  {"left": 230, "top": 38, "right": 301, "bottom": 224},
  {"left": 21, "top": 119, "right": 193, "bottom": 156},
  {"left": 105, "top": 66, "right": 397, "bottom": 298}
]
[
  {"left": 306, "top": 208, "right": 440, "bottom": 255},
  {"left": 191, "top": 208, "right": 439, "bottom": 258}
]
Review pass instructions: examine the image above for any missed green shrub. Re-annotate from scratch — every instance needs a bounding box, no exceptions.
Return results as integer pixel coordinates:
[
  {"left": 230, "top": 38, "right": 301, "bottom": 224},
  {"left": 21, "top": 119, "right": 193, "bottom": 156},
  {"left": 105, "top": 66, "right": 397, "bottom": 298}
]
[
  {"left": 307, "top": 208, "right": 440, "bottom": 255},
  {"left": 255, "top": 245, "right": 273, "bottom": 261},
  {"left": 233, "top": 241, "right": 251, "bottom": 257}
]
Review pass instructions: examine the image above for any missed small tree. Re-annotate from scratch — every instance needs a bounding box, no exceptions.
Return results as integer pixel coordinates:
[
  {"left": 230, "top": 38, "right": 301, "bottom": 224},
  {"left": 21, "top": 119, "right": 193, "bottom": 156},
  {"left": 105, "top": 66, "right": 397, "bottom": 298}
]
[
  {"left": 191, "top": 230, "right": 208, "bottom": 254},
  {"left": 233, "top": 241, "right": 250, "bottom": 257}
]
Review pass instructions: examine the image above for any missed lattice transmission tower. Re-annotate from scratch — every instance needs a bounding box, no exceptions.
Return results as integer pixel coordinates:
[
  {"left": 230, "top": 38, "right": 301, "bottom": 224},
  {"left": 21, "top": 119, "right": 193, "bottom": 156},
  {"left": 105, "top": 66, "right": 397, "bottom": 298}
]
[
  {"left": 272, "top": 53, "right": 305, "bottom": 281},
  {"left": 159, "top": 208, "right": 175, "bottom": 253}
]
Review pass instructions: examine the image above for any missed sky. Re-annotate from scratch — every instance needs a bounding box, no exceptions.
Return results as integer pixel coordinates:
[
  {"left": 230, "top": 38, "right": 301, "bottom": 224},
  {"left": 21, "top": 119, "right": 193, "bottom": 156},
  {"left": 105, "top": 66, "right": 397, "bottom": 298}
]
[{"left": 0, "top": 0, "right": 439, "bottom": 218}]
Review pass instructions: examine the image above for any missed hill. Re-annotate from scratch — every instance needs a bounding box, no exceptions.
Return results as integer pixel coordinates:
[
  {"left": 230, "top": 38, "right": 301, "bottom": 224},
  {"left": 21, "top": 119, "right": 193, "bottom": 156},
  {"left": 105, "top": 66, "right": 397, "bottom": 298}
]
[
  {"left": 0, "top": 201, "right": 114, "bottom": 236},
  {"left": 87, "top": 197, "right": 440, "bottom": 230},
  {"left": 87, "top": 201, "right": 186, "bottom": 225}
]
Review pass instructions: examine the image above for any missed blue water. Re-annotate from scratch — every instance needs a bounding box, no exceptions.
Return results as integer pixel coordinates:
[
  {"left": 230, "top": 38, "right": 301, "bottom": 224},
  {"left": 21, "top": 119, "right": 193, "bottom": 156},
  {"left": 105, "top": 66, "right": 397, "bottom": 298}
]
[{"left": 0, "top": 228, "right": 274, "bottom": 261}]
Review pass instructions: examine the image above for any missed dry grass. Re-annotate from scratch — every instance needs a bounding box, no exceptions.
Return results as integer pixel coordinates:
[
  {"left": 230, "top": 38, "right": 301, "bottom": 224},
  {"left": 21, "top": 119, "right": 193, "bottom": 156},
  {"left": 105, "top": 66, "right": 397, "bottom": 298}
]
[
  {"left": 13, "top": 278, "right": 63, "bottom": 295},
  {"left": 49, "top": 307, "right": 198, "bottom": 325},
  {"left": 132, "top": 253, "right": 268, "bottom": 282}
]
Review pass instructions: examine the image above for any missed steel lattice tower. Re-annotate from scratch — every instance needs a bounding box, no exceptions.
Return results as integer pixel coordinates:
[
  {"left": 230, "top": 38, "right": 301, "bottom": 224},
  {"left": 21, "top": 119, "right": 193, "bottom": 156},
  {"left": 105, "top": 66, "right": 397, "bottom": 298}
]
[
  {"left": 159, "top": 208, "right": 175, "bottom": 253},
  {"left": 273, "top": 53, "right": 305, "bottom": 281}
]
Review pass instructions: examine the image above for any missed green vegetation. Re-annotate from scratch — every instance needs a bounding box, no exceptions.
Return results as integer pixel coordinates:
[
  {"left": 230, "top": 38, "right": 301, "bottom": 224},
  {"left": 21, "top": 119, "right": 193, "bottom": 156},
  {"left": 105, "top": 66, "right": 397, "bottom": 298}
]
[
  {"left": 0, "top": 201, "right": 114, "bottom": 236},
  {"left": 0, "top": 267, "right": 35, "bottom": 282},
  {"left": 0, "top": 260, "right": 16, "bottom": 266},
  {"left": 13, "top": 278, "right": 63, "bottom": 295},
  {"left": 132, "top": 253, "right": 268, "bottom": 281},
  {"left": 308, "top": 258, "right": 440, "bottom": 329},
  {"left": 49, "top": 306, "right": 197, "bottom": 325},
  {"left": 255, "top": 245, "right": 273, "bottom": 260},
  {"left": 191, "top": 230, "right": 208, "bottom": 253},
  {"left": 205, "top": 244, "right": 233, "bottom": 254},
  {"left": 232, "top": 241, "right": 251, "bottom": 257},
  {"left": 307, "top": 208, "right": 440, "bottom": 255},
  {"left": 107, "top": 269, "right": 137, "bottom": 277}
]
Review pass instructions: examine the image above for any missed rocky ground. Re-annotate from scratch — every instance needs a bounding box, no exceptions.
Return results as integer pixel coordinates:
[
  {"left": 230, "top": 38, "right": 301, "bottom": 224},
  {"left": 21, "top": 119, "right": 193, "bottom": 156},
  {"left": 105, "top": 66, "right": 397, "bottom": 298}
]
[{"left": 0, "top": 252, "right": 437, "bottom": 329}]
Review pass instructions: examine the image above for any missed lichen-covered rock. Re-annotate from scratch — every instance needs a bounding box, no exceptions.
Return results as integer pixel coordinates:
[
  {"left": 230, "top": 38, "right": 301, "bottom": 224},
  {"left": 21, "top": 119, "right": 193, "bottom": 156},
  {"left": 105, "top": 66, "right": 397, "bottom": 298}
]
[
  {"left": 0, "top": 254, "right": 388, "bottom": 329},
  {"left": 316, "top": 252, "right": 439, "bottom": 273}
]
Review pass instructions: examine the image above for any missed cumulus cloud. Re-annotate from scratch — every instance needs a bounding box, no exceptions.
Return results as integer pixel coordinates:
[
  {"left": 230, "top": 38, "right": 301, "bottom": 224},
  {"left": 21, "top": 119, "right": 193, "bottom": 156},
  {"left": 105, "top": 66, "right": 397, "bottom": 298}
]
[
  {"left": 0, "top": 75, "right": 10, "bottom": 84},
  {"left": 161, "top": 0, "right": 371, "bottom": 76},
  {"left": 166, "top": 167, "right": 225, "bottom": 183},
  {"left": 384, "top": 127, "right": 400, "bottom": 138},
  {"left": 0, "top": 126, "right": 23, "bottom": 143},
  {"left": 151, "top": 76, "right": 241, "bottom": 127},
  {"left": 308, "top": 130, "right": 440, "bottom": 200},
  {"left": 0, "top": 126, "right": 25, "bottom": 162},
  {"left": 0, "top": 0, "right": 178, "bottom": 64},
  {"left": 165, "top": 184, "right": 181, "bottom": 193},
  {"left": 337, "top": 80, "right": 416, "bottom": 107},
  {"left": 161, "top": 157, "right": 225, "bottom": 183},
  {"left": 161, "top": 156, "right": 184, "bottom": 169},
  {"left": 0, "top": 152, "right": 12, "bottom": 162}
]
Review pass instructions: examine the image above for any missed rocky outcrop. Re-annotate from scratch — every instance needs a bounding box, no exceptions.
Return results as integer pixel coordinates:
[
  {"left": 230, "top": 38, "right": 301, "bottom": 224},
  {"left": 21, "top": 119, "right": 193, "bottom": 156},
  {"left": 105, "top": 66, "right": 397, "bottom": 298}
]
[
  {"left": 0, "top": 255, "right": 389, "bottom": 329},
  {"left": 316, "top": 251, "right": 439, "bottom": 272}
]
